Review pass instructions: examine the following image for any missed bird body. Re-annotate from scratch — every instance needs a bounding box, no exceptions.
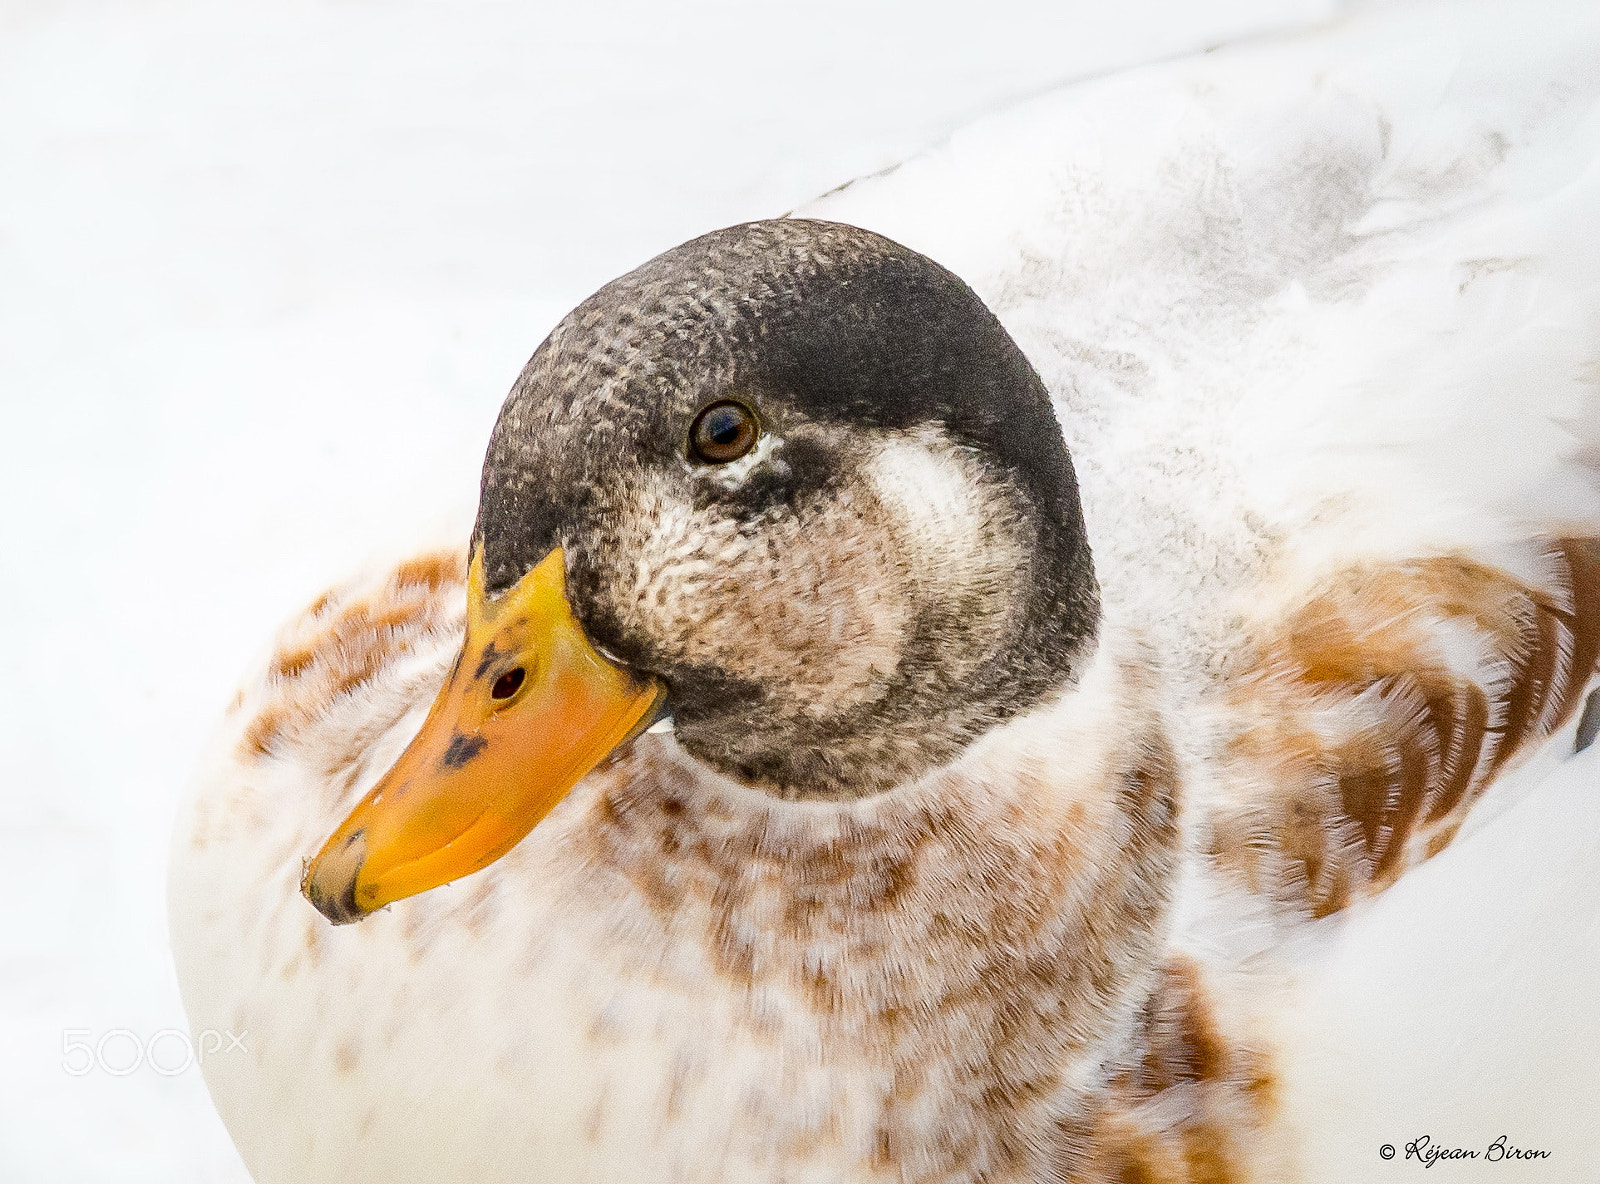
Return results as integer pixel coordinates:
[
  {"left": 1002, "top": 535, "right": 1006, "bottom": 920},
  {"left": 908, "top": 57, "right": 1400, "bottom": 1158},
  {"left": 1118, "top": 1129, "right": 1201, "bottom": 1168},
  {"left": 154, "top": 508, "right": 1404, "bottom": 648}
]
[{"left": 172, "top": 3, "right": 1600, "bottom": 1180}]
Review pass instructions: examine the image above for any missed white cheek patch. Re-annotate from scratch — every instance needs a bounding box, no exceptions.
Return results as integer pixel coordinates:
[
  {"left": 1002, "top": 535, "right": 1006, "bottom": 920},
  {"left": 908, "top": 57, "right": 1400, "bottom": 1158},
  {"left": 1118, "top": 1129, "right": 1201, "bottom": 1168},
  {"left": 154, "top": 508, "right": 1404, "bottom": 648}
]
[
  {"left": 867, "top": 431, "right": 1029, "bottom": 677},
  {"left": 867, "top": 432, "right": 1004, "bottom": 581}
]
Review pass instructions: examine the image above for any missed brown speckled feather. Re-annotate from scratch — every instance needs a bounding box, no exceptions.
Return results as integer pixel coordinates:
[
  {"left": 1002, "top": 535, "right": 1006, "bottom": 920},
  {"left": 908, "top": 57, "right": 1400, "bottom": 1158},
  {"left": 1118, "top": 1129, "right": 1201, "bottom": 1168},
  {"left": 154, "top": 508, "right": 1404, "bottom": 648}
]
[
  {"left": 1090, "top": 957, "right": 1279, "bottom": 1184},
  {"left": 1212, "top": 538, "right": 1600, "bottom": 918},
  {"left": 232, "top": 552, "right": 467, "bottom": 787}
]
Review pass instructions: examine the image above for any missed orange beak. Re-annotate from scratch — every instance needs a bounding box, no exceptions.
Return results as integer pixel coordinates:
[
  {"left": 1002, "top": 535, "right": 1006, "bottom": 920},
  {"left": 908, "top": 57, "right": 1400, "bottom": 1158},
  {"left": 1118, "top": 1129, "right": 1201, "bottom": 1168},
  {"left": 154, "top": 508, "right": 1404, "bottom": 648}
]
[{"left": 302, "top": 547, "right": 665, "bottom": 924}]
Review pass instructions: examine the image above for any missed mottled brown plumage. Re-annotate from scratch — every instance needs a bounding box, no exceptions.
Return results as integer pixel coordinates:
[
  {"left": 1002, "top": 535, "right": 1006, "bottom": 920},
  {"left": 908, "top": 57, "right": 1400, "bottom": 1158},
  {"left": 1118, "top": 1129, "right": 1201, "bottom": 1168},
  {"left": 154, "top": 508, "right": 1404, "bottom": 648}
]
[
  {"left": 219, "top": 552, "right": 1200, "bottom": 1181},
  {"left": 1213, "top": 539, "right": 1600, "bottom": 917}
]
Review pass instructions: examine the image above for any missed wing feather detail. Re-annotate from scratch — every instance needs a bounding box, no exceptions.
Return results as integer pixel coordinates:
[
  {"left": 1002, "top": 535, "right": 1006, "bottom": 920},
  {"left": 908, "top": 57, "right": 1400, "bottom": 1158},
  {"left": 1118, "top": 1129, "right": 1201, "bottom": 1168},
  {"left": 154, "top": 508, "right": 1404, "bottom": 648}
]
[{"left": 1212, "top": 538, "right": 1600, "bottom": 918}]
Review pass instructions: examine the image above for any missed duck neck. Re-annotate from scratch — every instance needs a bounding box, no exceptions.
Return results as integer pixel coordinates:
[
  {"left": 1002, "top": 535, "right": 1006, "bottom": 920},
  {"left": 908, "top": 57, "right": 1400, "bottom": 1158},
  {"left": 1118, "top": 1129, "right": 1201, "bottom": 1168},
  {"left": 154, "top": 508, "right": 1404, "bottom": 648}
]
[{"left": 566, "top": 627, "right": 1182, "bottom": 1178}]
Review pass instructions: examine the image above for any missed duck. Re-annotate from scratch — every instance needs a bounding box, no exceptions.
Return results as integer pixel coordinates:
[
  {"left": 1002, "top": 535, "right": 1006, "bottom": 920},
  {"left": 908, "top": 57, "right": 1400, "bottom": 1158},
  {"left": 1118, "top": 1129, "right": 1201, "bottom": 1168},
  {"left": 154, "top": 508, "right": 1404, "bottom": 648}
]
[{"left": 170, "top": 2, "right": 1600, "bottom": 1181}]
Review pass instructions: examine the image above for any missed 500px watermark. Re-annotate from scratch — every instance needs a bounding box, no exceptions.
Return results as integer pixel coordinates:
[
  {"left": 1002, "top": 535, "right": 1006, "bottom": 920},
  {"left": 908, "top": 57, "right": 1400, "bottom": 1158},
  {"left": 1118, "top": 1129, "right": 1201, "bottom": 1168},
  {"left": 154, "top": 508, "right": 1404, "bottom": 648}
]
[{"left": 61, "top": 1028, "right": 249, "bottom": 1076}]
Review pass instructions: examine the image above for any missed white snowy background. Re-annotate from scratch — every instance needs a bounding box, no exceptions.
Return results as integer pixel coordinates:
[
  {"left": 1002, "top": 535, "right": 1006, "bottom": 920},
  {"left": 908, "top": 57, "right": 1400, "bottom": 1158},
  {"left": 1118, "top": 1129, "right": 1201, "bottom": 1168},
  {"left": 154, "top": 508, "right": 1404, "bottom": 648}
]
[{"left": 0, "top": 0, "right": 1391, "bottom": 1178}]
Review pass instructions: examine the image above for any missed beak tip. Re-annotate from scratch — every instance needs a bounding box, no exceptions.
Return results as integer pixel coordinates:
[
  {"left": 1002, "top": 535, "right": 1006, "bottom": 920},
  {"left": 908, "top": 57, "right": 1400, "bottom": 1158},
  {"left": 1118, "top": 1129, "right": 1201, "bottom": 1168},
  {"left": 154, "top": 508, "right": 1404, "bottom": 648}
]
[
  {"left": 304, "top": 880, "right": 366, "bottom": 926},
  {"left": 302, "top": 829, "right": 372, "bottom": 925}
]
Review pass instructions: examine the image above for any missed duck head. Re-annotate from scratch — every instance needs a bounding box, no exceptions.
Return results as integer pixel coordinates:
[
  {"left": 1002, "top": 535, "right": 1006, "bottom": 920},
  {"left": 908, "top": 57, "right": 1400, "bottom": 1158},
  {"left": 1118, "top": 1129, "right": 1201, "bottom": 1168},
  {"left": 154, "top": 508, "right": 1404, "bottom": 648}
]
[{"left": 304, "top": 219, "right": 1099, "bottom": 924}]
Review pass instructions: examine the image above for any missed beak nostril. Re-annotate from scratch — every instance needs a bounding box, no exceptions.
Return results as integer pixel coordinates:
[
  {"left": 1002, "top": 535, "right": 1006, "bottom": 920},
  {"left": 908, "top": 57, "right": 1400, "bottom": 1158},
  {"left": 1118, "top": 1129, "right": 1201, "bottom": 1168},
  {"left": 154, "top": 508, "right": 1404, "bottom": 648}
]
[{"left": 490, "top": 667, "right": 526, "bottom": 700}]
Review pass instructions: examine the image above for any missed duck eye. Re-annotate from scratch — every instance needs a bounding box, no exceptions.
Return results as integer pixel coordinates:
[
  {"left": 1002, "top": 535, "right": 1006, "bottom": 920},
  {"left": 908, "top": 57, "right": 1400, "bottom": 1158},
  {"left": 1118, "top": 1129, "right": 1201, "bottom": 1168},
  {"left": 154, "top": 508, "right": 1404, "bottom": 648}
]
[
  {"left": 490, "top": 667, "right": 525, "bottom": 700},
  {"left": 689, "top": 401, "right": 758, "bottom": 464}
]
